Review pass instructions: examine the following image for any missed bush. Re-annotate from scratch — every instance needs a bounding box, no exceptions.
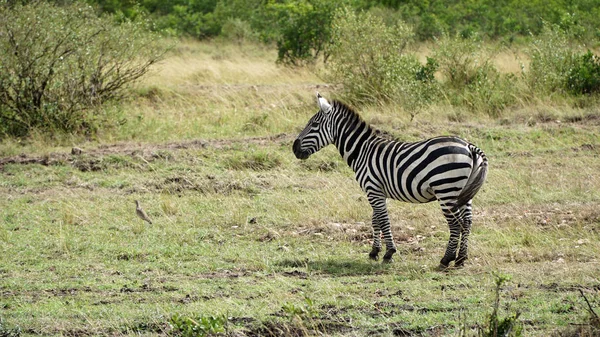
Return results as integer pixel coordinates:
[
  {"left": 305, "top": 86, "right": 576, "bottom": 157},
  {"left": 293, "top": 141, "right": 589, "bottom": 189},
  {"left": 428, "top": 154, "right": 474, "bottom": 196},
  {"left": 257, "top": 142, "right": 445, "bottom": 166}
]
[
  {"left": 524, "top": 24, "right": 575, "bottom": 95},
  {"left": 434, "top": 34, "right": 492, "bottom": 89},
  {"left": 326, "top": 7, "right": 439, "bottom": 115},
  {"left": 220, "top": 18, "right": 257, "bottom": 45},
  {"left": 566, "top": 51, "right": 600, "bottom": 95},
  {"left": 267, "top": 0, "right": 341, "bottom": 66},
  {"left": 434, "top": 34, "right": 516, "bottom": 116},
  {"left": 524, "top": 23, "right": 600, "bottom": 98},
  {"left": 0, "top": 2, "right": 166, "bottom": 138}
]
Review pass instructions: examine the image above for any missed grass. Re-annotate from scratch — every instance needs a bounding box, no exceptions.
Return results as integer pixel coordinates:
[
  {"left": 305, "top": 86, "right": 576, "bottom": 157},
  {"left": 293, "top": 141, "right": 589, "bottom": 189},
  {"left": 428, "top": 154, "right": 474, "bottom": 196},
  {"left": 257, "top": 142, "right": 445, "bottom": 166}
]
[{"left": 1, "top": 40, "right": 600, "bottom": 336}]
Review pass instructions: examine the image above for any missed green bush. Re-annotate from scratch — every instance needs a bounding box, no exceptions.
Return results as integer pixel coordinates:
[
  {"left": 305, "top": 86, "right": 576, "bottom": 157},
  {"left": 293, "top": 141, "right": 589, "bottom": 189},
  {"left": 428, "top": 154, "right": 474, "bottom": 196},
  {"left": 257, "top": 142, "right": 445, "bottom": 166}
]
[
  {"left": 267, "top": 0, "right": 342, "bottom": 66},
  {"left": 524, "top": 24, "right": 575, "bottom": 95},
  {"left": 566, "top": 51, "right": 600, "bottom": 95},
  {"left": 0, "top": 2, "right": 166, "bottom": 138},
  {"left": 220, "top": 18, "right": 257, "bottom": 45},
  {"left": 434, "top": 34, "right": 516, "bottom": 116},
  {"left": 524, "top": 23, "right": 600, "bottom": 97},
  {"left": 326, "top": 7, "right": 439, "bottom": 114}
]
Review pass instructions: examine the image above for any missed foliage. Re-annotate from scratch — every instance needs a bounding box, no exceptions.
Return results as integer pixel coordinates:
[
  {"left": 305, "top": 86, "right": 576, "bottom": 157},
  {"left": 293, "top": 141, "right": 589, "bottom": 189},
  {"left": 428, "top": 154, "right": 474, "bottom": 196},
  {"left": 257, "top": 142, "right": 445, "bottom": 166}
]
[
  {"left": 85, "top": 0, "right": 600, "bottom": 42},
  {"left": 524, "top": 24, "right": 576, "bottom": 95},
  {"left": 266, "top": 0, "right": 343, "bottom": 65},
  {"left": 478, "top": 273, "right": 523, "bottom": 337},
  {"left": 375, "top": 0, "right": 600, "bottom": 41},
  {"left": 154, "top": 3, "right": 220, "bottom": 39},
  {"left": 566, "top": 51, "right": 600, "bottom": 95},
  {"left": 282, "top": 296, "right": 317, "bottom": 321},
  {"left": 434, "top": 34, "right": 516, "bottom": 116},
  {"left": 220, "top": 18, "right": 257, "bottom": 45},
  {"left": 525, "top": 23, "right": 600, "bottom": 98},
  {"left": 169, "top": 314, "right": 227, "bottom": 337},
  {"left": 0, "top": 2, "right": 166, "bottom": 138},
  {"left": 326, "top": 6, "right": 439, "bottom": 115}
]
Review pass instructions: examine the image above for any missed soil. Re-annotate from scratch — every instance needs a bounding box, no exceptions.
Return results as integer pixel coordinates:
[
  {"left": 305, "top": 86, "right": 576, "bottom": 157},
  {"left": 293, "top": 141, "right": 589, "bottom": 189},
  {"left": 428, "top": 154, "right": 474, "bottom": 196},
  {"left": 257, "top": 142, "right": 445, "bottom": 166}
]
[{"left": 0, "top": 133, "right": 293, "bottom": 169}]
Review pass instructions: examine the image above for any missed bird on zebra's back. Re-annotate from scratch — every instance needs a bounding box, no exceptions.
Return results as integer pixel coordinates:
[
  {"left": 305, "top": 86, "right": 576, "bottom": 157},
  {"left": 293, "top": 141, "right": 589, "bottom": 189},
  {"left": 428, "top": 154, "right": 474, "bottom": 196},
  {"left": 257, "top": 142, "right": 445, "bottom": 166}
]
[
  {"left": 135, "top": 200, "right": 153, "bottom": 225},
  {"left": 292, "top": 93, "right": 488, "bottom": 268}
]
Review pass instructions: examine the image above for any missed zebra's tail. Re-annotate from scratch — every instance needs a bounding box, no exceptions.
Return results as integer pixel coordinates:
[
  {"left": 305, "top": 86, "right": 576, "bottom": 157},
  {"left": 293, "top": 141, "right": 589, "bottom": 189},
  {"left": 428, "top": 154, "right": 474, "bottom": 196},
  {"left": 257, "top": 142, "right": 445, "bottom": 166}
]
[{"left": 452, "top": 144, "right": 488, "bottom": 212}]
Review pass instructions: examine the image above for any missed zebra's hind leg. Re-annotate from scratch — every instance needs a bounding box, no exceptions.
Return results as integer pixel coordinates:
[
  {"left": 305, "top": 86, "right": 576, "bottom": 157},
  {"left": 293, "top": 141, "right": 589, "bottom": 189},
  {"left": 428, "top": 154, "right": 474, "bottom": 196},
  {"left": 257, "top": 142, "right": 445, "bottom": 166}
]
[
  {"left": 455, "top": 202, "right": 473, "bottom": 267},
  {"left": 440, "top": 210, "right": 461, "bottom": 268},
  {"left": 369, "top": 215, "right": 382, "bottom": 261}
]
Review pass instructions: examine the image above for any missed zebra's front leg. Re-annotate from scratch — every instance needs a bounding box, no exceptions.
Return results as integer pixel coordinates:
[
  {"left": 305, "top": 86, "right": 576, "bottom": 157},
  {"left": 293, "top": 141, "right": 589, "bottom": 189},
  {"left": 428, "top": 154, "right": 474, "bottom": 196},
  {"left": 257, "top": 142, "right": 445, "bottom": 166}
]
[
  {"left": 369, "top": 222, "right": 382, "bottom": 260},
  {"left": 369, "top": 195, "right": 396, "bottom": 263}
]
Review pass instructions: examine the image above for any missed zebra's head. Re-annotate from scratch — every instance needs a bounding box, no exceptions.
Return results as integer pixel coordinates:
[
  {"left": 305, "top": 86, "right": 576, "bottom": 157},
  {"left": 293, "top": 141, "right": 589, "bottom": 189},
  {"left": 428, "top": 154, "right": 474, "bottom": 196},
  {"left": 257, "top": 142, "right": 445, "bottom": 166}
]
[{"left": 293, "top": 92, "right": 335, "bottom": 160}]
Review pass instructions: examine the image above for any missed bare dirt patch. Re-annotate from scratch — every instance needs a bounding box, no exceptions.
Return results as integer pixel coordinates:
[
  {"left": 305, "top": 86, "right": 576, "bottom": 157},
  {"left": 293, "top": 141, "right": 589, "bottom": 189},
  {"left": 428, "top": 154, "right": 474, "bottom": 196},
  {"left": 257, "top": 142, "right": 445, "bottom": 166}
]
[{"left": 0, "top": 133, "right": 292, "bottom": 170}]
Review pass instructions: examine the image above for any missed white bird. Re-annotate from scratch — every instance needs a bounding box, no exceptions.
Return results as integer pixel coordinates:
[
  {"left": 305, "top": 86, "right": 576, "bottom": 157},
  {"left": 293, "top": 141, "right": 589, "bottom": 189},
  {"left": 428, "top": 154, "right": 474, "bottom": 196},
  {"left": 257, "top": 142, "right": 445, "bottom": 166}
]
[{"left": 135, "top": 200, "right": 153, "bottom": 224}]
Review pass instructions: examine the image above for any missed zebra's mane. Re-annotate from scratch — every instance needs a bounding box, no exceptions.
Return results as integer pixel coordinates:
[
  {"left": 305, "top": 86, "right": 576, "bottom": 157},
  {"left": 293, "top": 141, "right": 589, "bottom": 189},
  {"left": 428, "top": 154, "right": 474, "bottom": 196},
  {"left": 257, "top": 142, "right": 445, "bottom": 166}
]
[
  {"left": 331, "top": 100, "right": 401, "bottom": 142},
  {"left": 331, "top": 100, "right": 370, "bottom": 126}
]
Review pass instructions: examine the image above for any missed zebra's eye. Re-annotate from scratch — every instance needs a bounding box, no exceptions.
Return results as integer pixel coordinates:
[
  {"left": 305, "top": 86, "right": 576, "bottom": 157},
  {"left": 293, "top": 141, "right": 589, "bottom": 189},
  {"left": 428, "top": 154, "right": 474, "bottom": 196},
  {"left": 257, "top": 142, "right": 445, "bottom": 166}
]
[{"left": 311, "top": 121, "right": 319, "bottom": 128}]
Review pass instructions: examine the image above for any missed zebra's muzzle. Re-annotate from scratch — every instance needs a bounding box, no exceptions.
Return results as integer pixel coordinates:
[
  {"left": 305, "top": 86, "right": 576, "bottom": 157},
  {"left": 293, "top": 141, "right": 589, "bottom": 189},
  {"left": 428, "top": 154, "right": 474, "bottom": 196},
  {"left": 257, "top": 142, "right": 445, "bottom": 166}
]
[{"left": 293, "top": 139, "right": 310, "bottom": 160}]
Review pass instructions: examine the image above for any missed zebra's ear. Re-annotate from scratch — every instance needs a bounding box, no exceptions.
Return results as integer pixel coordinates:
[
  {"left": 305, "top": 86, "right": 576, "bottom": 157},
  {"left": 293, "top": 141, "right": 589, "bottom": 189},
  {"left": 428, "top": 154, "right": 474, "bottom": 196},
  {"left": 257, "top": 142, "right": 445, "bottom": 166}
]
[{"left": 316, "top": 92, "right": 331, "bottom": 113}]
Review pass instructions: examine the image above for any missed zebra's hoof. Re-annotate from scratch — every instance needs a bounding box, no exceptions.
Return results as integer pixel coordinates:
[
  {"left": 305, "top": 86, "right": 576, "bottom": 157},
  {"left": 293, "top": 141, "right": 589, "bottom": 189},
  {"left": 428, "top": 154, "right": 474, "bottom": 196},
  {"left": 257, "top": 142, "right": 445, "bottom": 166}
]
[
  {"left": 440, "top": 256, "right": 454, "bottom": 268},
  {"left": 437, "top": 263, "right": 450, "bottom": 271},
  {"left": 382, "top": 248, "right": 396, "bottom": 262},
  {"left": 369, "top": 249, "right": 380, "bottom": 261}
]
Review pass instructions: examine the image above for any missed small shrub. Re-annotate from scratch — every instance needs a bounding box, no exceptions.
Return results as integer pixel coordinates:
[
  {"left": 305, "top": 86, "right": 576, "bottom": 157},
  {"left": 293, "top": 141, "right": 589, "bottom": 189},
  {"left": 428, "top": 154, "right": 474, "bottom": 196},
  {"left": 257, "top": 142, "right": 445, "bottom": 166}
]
[
  {"left": 282, "top": 296, "right": 317, "bottom": 321},
  {"left": 434, "top": 34, "right": 491, "bottom": 89},
  {"left": 478, "top": 273, "right": 523, "bottom": 337},
  {"left": 552, "top": 290, "right": 600, "bottom": 337},
  {"left": 566, "top": 51, "right": 600, "bottom": 95},
  {"left": 416, "top": 57, "right": 439, "bottom": 83},
  {"left": 169, "top": 313, "right": 227, "bottom": 337}
]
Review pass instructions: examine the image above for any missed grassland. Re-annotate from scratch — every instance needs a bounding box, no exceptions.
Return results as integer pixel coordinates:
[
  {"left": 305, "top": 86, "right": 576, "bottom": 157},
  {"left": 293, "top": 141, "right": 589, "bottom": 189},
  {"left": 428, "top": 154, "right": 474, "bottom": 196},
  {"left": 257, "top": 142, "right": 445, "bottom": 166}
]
[{"left": 1, "top": 41, "right": 600, "bottom": 336}]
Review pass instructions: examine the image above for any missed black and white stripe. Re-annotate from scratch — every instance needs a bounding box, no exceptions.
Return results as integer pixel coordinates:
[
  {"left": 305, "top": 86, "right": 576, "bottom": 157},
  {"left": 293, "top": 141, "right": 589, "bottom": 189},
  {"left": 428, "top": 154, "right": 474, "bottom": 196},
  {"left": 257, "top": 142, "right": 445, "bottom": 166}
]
[{"left": 293, "top": 93, "right": 488, "bottom": 267}]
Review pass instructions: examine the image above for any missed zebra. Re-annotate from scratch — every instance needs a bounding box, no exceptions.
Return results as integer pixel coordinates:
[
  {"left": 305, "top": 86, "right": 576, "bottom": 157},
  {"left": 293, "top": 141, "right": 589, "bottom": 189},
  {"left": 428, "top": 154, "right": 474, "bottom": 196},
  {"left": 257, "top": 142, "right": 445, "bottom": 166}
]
[{"left": 292, "top": 93, "right": 488, "bottom": 268}]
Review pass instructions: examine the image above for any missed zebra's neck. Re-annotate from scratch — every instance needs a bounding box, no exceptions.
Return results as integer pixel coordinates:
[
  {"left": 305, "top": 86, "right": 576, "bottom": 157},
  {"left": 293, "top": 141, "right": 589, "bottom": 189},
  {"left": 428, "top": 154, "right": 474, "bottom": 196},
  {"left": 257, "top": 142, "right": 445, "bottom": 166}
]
[{"left": 331, "top": 102, "right": 376, "bottom": 170}]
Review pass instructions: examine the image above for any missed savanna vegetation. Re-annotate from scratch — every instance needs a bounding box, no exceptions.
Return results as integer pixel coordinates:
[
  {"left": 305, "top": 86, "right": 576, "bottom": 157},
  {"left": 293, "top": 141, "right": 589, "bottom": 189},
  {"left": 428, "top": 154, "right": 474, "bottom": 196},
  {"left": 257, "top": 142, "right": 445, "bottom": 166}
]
[{"left": 1, "top": 0, "right": 600, "bottom": 336}]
